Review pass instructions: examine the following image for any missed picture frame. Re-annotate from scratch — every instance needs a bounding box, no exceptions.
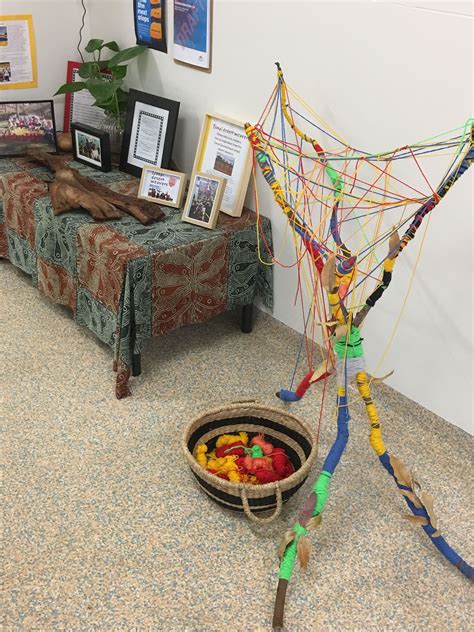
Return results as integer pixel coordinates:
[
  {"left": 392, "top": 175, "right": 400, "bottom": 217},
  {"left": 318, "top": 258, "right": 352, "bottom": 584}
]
[
  {"left": 119, "top": 89, "right": 180, "bottom": 178},
  {"left": 191, "top": 113, "right": 252, "bottom": 217},
  {"left": 63, "top": 61, "right": 110, "bottom": 133},
  {"left": 0, "top": 100, "right": 57, "bottom": 157},
  {"left": 181, "top": 171, "right": 226, "bottom": 229},
  {"left": 138, "top": 166, "right": 186, "bottom": 208},
  {"left": 71, "top": 122, "right": 111, "bottom": 172}
]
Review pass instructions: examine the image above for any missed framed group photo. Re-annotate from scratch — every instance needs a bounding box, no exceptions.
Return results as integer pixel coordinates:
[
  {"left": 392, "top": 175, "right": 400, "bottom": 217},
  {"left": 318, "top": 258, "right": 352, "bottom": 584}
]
[
  {"left": 192, "top": 112, "right": 252, "bottom": 217},
  {"left": 182, "top": 171, "right": 225, "bottom": 229},
  {"left": 138, "top": 166, "right": 186, "bottom": 208},
  {"left": 71, "top": 123, "right": 111, "bottom": 172},
  {"left": 0, "top": 100, "right": 57, "bottom": 157},
  {"left": 119, "top": 89, "right": 180, "bottom": 178}
]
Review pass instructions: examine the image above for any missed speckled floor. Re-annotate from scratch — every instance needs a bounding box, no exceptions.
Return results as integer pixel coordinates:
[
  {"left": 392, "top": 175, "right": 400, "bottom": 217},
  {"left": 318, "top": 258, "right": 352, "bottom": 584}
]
[{"left": 1, "top": 260, "right": 473, "bottom": 631}]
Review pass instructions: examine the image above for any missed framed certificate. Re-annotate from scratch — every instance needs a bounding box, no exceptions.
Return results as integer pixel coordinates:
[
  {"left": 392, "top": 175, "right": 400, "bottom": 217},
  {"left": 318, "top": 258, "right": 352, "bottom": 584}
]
[
  {"left": 191, "top": 113, "right": 252, "bottom": 217},
  {"left": 119, "top": 89, "right": 180, "bottom": 178}
]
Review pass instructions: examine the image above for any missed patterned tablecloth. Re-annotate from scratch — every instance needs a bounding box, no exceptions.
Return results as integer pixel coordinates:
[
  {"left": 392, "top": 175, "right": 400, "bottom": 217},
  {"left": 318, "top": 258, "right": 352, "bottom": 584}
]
[{"left": 0, "top": 156, "right": 273, "bottom": 397}]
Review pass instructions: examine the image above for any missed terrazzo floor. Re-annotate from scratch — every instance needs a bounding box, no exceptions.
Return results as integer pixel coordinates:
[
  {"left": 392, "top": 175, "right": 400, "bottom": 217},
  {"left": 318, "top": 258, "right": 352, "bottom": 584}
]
[{"left": 1, "top": 261, "right": 473, "bottom": 631}]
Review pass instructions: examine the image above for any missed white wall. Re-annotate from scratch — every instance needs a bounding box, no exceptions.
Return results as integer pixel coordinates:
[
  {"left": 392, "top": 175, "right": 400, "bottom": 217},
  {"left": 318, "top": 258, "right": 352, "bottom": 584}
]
[
  {"left": 1, "top": 0, "right": 92, "bottom": 128},
  {"left": 5, "top": 1, "right": 473, "bottom": 432}
]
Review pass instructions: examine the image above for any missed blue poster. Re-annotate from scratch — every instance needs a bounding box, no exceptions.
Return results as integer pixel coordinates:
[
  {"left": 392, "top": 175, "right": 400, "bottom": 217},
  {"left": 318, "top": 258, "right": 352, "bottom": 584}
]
[
  {"left": 134, "top": 0, "right": 167, "bottom": 53},
  {"left": 173, "top": 0, "right": 210, "bottom": 69}
]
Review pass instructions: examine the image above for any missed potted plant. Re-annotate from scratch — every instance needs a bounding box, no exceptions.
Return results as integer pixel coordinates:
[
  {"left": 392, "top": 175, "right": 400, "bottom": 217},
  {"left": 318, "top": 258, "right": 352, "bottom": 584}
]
[{"left": 55, "top": 38, "right": 146, "bottom": 156}]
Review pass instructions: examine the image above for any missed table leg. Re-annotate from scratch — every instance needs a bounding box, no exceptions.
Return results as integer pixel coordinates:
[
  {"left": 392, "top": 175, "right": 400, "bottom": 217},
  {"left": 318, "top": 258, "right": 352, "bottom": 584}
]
[
  {"left": 241, "top": 303, "right": 254, "bottom": 333},
  {"left": 132, "top": 353, "right": 142, "bottom": 377}
]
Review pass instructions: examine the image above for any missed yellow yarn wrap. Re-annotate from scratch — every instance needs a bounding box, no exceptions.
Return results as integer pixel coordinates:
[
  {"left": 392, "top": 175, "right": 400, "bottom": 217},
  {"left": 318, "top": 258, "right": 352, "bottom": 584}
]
[
  {"left": 215, "top": 432, "right": 249, "bottom": 447},
  {"left": 384, "top": 257, "right": 396, "bottom": 273},
  {"left": 355, "top": 371, "right": 386, "bottom": 456},
  {"left": 195, "top": 444, "right": 208, "bottom": 468}
]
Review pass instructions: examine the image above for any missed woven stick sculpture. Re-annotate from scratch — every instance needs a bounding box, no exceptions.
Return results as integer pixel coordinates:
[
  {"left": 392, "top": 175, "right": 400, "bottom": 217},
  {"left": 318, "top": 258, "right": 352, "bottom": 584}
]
[{"left": 245, "top": 64, "right": 474, "bottom": 629}]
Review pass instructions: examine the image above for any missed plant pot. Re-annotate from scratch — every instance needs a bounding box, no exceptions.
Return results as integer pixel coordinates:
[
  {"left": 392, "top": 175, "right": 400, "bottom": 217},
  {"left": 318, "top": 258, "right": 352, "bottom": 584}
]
[{"left": 99, "top": 114, "right": 124, "bottom": 166}]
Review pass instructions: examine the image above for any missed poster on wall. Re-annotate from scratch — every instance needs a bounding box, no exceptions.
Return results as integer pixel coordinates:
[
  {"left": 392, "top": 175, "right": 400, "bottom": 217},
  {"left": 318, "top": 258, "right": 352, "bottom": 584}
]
[
  {"left": 62, "top": 61, "right": 109, "bottom": 132},
  {"left": 173, "top": 0, "right": 211, "bottom": 70},
  {"left": 0, "top": 14, "right": 37, "bottom": 90},
  {"left": 192, "top": 113, "right": 252, "bottom": 217},
  {"left": 134, "top": 0, "right": 167, "bottom": 53}
]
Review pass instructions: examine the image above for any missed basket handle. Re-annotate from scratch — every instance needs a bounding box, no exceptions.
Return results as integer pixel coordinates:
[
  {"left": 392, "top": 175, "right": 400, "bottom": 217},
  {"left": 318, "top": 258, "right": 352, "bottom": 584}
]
[{"left": 240, "top": 484, "right": 283, "bottom": 524}]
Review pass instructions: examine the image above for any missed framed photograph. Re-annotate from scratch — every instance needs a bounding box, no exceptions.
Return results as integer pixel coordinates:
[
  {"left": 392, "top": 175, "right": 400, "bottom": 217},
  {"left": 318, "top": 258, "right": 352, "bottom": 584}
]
[
  {"left": 138, "top": 166, "right": 186, "bottom": 208},
  {"left": 173, "top": 0, "right": 212, "bottom": 71},
  {"left": 119, "top": 89, "right": 180, "bottom": 178},
  {"left": 181, "top": 172, "right": 225, "bottom": 229},
  {"left": 192, "top": 113, "right": 252, "bottom": 217},
  {"left": 71, "top": 123, "right": 111, "bottom": 172},
  {"left": 0, "top": 100, "right": 57, "bottom": 157},
  {"left": 63, "top": 61, "right": 110, "bottom": 132}
]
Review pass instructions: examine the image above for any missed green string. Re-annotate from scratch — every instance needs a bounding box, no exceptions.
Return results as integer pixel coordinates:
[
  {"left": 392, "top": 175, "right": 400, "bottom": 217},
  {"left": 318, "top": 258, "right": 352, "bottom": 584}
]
[
  {"left": 278, "top": 523, "right": 307, "bottom": 581},
  {"left": 313, "top": 470, "right": 332, "bottom": 515}
]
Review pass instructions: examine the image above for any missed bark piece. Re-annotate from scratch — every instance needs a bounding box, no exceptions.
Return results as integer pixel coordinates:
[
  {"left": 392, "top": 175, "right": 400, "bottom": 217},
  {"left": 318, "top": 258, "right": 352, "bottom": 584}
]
[{"left": 26, "top": 150, "right": 165, "bottom": 225}]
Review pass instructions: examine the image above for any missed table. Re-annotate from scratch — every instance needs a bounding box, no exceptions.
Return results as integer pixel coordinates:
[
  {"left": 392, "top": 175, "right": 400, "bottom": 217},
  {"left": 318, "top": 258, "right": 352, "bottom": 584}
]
[{"left": 0, "top": 156, "right": 273, "bottom": 397}]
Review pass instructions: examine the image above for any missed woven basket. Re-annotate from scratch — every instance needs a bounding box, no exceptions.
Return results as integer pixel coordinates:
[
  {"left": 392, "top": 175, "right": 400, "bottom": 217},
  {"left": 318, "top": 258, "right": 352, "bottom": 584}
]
[{"left": 182, "top": 402, "right": 317, "bottom": 524}]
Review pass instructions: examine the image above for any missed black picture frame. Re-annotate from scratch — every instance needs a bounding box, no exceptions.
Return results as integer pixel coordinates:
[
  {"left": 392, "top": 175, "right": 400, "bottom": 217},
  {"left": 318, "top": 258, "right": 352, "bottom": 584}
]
[
  {"left": 0, "top": 100, "right": 58, "bottom": 157},
  {"left": 71, "top": 122, "right": 111, "bottom": 173},
  {"left": 119, "top": 89, "right": 180, "bottom": 178}
]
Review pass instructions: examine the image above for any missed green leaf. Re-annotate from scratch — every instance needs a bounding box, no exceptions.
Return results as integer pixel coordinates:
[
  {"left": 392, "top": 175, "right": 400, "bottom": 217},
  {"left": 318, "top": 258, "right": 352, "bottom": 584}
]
[
  {"left": 85, "top": 78, "right": 122, "bottom": 104},
  {"left": 54, "top": 81, "right": 87, "bottom": 95},
  {"left": 103, "top": 41, "right": 120, "bottom": 52},
  {"left": 85, "top": 38, "right": 104, "bottom": 53},
  {"left": 116, "top": 87, "right": 129, "bottom": 103},
  {"left": 112, "top": 65, "right": 127, "bottom": 80},
  {"left": 78, "top": 62, "right": 98, "bottom": 79},
  {"left": 98, "top": 60, "right": 112, "bottom": 71},
  {"left": 107, "top": 45, "right": 146, "bottom": 68}
]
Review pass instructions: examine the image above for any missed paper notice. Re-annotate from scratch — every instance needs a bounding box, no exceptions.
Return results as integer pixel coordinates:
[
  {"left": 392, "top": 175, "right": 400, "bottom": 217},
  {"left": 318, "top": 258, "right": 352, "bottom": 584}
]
[{"left": 0, "top": 15, "right": 37, "bottom": 90}]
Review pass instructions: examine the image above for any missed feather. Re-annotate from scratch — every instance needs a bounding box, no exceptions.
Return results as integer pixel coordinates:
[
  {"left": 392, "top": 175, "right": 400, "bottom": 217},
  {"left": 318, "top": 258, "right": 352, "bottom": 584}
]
[
  {"left": 403, "top": 515, "right": 429, "bottom": 526},
  {"left": 399, "top": 489, "right": 423, "bottom": 509},
  {"left": 277, "top": 529, "right": 296, "bottom": 561},
  {"left": 321, "top": 253, "right": 336, "bottom": 290},
  {"left": 297, "top": 535, "right": 311, "bottom": 570},
  {"left": 388, "top": 228, "right": 401, "bottom": 258},
  {"left": 420, "top": 491, "right": 438, "bottom": 529},
  {"left": 390, "top": 454, "right": 414, "bottom": 489}
]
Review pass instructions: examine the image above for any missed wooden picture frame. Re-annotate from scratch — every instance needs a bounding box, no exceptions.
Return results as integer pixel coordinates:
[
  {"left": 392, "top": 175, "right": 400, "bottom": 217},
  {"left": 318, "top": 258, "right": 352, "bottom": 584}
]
[
  {"left": 181, "top": 172, "right": 225, "bottom": 229},
  {"left": 0, "top": 100, "right": 57, "bottom": 157},
  {"left": 138, "top": 166, "right": 186, "bottom": 208},
  {"left": 71, "top": 122, "right": 111, "bottom": 172},
  {"left": 191, "top": 112, "right": 252, "bottom": 217},
  {"left": 119, "top": 89, "right": 180, "bottom": 178}
]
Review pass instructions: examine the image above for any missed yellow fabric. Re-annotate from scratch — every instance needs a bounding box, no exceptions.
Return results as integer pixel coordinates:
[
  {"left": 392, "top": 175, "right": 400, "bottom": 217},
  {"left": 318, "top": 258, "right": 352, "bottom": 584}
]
[
  {"left": 384, "top": 257, "right": 396, "bottom": 273},
  {"left": 355, "top": 372, "right": 386, "bottom": 456}
]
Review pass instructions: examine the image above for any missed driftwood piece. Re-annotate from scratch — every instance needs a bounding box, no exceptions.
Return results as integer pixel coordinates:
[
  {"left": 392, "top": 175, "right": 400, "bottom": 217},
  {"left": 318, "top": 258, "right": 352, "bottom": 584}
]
[{"left": 26, "top": 150, "right": 165, "bottom": 225}]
